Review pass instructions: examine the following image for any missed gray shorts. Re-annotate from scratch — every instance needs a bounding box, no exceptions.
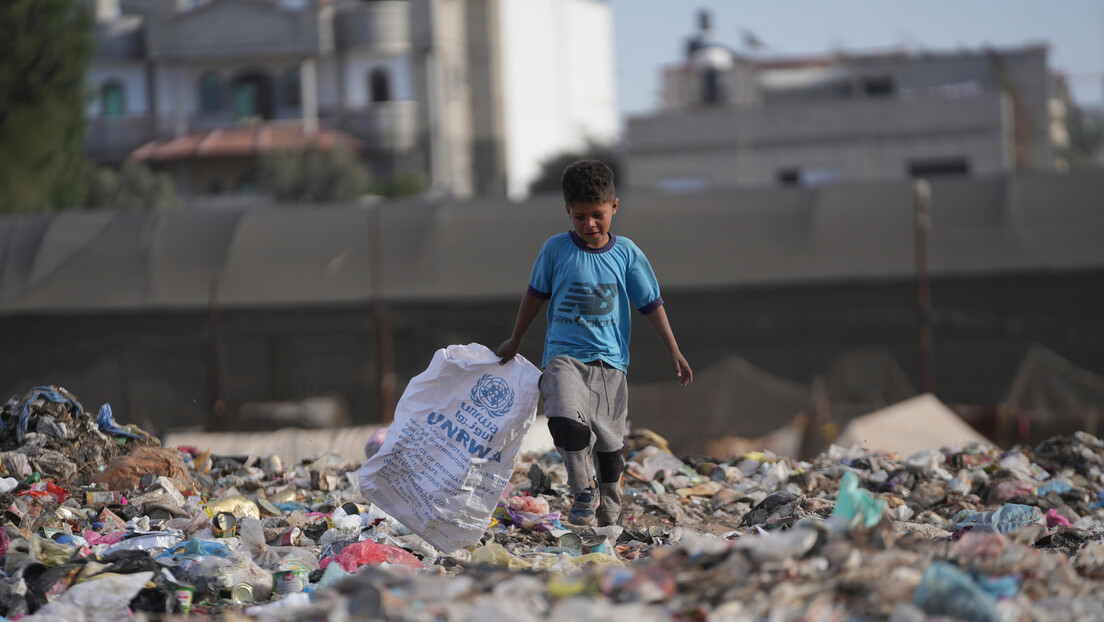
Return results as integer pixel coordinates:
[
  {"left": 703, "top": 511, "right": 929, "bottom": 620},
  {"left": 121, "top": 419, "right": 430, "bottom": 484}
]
[{"left": 540, "top": 356, "right": 628, "bottom": 452}]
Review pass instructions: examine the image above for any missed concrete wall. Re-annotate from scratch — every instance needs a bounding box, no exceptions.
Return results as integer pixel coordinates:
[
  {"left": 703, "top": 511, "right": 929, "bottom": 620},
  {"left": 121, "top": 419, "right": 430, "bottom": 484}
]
[
  {"left": 499, "top": 0, "right": 617, "bottom": 198},
  {"left": 627, "top": 90, "right": 1009, "bottom": 189}
]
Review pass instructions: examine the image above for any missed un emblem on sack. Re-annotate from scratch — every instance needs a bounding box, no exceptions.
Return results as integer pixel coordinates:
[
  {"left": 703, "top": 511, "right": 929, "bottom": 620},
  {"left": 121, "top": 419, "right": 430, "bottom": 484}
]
[{"left": 470, "top": 374, "right": 514, "bottom": 417}]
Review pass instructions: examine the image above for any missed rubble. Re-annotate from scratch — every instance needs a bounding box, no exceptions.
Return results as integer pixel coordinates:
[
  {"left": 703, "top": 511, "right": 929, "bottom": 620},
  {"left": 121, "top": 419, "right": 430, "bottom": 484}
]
[{"left": 1, "top": 385, "right": 1104, "bottom": 620}]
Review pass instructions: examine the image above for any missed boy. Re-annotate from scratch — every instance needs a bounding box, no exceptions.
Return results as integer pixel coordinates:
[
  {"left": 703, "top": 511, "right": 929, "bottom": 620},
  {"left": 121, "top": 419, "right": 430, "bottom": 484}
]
[{"left": 497, "top": 160, "right": 692, "bottom": 526}]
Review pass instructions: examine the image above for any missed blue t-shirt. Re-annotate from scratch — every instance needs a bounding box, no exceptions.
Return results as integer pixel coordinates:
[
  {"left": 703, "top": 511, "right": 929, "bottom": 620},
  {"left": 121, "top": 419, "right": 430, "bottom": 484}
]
[{"left": 527, "top": 231, "right": 663, "bottom": 372}]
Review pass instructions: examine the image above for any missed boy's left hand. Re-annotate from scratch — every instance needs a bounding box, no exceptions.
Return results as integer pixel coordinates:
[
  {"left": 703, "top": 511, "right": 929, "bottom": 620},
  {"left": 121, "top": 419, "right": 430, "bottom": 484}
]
[{"left": 671, "top": 352, "right": 693, "bottom": 386}]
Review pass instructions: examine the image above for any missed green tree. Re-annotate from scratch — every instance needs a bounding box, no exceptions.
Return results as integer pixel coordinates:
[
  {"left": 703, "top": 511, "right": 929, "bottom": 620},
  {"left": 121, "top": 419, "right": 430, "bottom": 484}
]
[
  {"left": 1062, "top": 104, "right": 1103, "bottom": 166},
  {"left": 83, "top": 161, "right": 178, "bottom": 210},
  {"left": 0, "top": 0, "right": 94, "bottom": 212},
  {"left": 258, "top": 148, "right": 370, "bottom": 203},
  {"left": 528, "top": 141, "right": 621, "bottom": 196}
]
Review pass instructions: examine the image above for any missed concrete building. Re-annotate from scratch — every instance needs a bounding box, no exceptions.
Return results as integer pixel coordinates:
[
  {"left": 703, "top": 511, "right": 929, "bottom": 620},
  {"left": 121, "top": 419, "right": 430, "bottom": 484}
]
[
  {"left": 625, "top": 11, "right": 1073, "bottom": 192},
  {"left": 83, "top": 0, "right": 616, "bottom": 199}
]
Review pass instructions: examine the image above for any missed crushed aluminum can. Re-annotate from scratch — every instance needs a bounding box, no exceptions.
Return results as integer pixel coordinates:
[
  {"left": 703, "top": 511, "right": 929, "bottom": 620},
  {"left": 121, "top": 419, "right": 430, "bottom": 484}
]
[
  {"left": 4, "top": 500, "right": 26, "bottom": 524},
  {"left": 278, "top": 526, "right": 303, "bottom": 547},
  {"left": 228, "top": 582, "right": 255, "bottom": 604},
  {"left": 212, "top": 511, "right": 238, "bottom": 538},
  {"left": 581, "top": 534, "right": 608, "bottom": 554},
  {"left": 257, "top": 498, "right": 282, "bottom": 517},
  {"left": 556, "top": 532, "right": 583, "bottom": 550}
]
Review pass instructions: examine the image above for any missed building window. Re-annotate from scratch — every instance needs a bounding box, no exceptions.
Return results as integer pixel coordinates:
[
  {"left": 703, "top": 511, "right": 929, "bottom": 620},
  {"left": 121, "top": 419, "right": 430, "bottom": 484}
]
[
  {"left": 199, "top": 73, "right": 222, "bottom": 113},
  {"left": 369, "top": 68, "right": 391, "bottom": 103},
  {"left": 777, "top": 167, "right": 840, "bottom": 187},
  {"left": 863, "top": 76, "right": 895, "bottom": 97},
  {"left": 101, "top": 80, "right": 125, "bottom": 117},
  {"left": 283, "top": 68, "right": 301, "bottom": 108},
  {"left": 702, "top": 67, "right": 723, "bottom": 104},
  {"left": 231, "top": 71, "right": 275, "bottom": 121},
  {"left": 777, "top": 168, "right": 801, "bottom": 186},
  {"left": 908, "top": 158, "right": 970, "bottom": 178}
]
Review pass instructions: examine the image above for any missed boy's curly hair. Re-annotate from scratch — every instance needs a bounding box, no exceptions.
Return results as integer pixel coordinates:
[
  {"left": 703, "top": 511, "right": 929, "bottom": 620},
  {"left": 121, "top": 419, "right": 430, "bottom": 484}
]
[{"left": 561, "top": 160, "right": 615, "bottom": 205}]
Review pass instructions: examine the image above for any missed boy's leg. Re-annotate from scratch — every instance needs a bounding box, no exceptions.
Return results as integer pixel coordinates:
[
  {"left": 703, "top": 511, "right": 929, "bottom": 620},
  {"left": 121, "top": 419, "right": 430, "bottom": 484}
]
[
  {"left": 541, "top": 357, "right": 598, "bottom": 524},
  {"left": 590, "top": 363, "right": 628, "bottom": 527}
]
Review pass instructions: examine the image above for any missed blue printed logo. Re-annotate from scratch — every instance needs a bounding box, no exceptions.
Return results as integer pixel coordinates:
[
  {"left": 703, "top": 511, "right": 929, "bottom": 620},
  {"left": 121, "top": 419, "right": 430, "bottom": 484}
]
[
  {"left": 557, "top": 282, "right": 617, "bottom": 316},
  {"left": 470, "top": 374, "right": 514, "bottom": 417}
]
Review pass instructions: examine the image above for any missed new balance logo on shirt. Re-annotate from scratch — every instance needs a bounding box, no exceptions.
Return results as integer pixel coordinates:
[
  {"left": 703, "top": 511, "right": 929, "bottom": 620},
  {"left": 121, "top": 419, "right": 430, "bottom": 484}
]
[{"left": 558, "top": 282, "right": 616, "bottom": 316}]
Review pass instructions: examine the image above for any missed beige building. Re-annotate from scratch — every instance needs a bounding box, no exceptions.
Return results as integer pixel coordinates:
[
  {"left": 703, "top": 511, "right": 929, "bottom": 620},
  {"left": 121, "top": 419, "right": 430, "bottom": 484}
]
[
  {"left": 626, "top": 12, "right": 1073, "bottom": 191},
  {"left": 84, "top": 0, "right": 616, "bottom": 199}
]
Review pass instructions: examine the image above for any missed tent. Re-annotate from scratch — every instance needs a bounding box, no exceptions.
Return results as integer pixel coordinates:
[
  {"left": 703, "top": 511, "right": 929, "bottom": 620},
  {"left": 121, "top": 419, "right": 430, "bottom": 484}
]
[
  {"left": 1004, "top": 344, "right": 1104, "bottom": 439},
  {"left": 628, "top": 355, "right": 811, "bottom": 455},
  {"left": 835, "top": 393, "right": 993, "bottom": 457}
]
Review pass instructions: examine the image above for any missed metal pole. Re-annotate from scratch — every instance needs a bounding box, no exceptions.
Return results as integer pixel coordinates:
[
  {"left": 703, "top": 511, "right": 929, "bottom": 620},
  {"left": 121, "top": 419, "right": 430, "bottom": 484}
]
[
  {"left": 369, "top": 206, "right": 396, "bottom": 422},
  {"left": 914, "top": 179, "right": 935, "bottom": 394},
  {"left": 205, "top": 277, "right": 226, "bottom": 430}
]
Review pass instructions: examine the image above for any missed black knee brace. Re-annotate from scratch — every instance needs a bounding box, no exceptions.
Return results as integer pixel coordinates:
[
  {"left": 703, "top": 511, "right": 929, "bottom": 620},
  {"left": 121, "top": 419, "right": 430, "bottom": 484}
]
[
  {"left": 596, "top": 450, "right": 624, "bottom": 484},
  {"left": 547, "top": 417, "right": 591, "bottom": 451}
]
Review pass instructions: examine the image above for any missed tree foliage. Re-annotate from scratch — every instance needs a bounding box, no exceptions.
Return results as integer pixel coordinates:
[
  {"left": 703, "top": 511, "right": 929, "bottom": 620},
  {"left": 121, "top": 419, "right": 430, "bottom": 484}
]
[
  {"left": 83, "top": 161, "right": 178, "bottom": 210},
  {"left": 528, "top": 141, "right": 622, "bottom": 196},
  {"left": 0, "top": 0, "right": 94, "bottom": 212},
  {"left": 258, "top": 148, "right": 370, "bottom": 203},
  {"left": 1062, "top": 105, "right": 1104, "bottom": 167}
]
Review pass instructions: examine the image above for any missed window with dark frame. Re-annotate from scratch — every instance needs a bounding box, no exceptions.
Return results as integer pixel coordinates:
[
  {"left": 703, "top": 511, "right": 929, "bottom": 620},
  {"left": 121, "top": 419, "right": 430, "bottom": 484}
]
[{"left": 907, "top": 158, "right": 970, "bottom": 178}]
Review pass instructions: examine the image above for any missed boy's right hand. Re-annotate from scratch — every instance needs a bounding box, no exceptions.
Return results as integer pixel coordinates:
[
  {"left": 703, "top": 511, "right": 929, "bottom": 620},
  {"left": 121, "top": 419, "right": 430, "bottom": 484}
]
[{"left": 496, "top": 339, "right": 520, "bottom": 364}]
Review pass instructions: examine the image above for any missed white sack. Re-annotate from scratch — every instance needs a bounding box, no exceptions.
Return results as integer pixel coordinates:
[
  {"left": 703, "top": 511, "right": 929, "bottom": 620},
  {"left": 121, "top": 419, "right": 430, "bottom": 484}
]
[{"left": 358, "top": 343, "right": 541, "bottom": 552}]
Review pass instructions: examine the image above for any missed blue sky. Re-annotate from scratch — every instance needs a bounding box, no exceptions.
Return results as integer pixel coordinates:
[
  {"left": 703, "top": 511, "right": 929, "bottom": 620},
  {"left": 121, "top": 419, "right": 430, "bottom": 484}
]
[{"left": 611, "top": 0, "right": 1104, "bottom": 118}]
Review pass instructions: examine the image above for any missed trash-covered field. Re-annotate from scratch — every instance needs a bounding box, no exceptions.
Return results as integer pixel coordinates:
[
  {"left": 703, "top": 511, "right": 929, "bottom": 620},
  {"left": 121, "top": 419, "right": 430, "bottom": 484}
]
[{"left": 3, "top": 385, "right": 1104, "bottom": 621}]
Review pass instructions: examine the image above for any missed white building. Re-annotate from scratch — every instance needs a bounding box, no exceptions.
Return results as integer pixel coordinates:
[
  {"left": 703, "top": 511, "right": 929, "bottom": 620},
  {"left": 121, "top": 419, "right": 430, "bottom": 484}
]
[
  {"left": 84, "top": 0, "right": 617, "bottom": 199},
  {"left": 625, "top": 11, "right": 1072, "bottom": 192}
]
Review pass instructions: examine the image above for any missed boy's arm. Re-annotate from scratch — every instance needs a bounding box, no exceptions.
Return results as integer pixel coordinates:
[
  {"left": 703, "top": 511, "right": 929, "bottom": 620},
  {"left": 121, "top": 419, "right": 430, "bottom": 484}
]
[
  {"left": 497, "top": 291, "right": 546, "bottom": 364},
  {"left": 644, "top": 305, "right": 693, "bottom": 386}
]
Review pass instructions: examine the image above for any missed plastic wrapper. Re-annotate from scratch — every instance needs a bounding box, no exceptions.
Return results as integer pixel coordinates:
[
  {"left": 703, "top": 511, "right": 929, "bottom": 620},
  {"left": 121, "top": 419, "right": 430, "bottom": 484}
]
[
  {"left": 204, "top": 495, "right": 261, "bottom": 520},
  {"left": 192, "top": 549, "right": 274, "bottom": 601},
  {"left": 912, "top": 562, "right": 1002, "bottom": 622},
  {"left": 238, "top": 517, "right": 319, "bottom": 571},
  {"left": 0, "top": 451, "right": 32, "bottom": 479},
  {"left": 325, "top": 538, "right": 423, "bottom": 572},
  {"left": 829, "top": 470, "right": 886, "bottom": 529},
  {"left": 954, "top": 503, "right": 1044, "bottom": 535},
  {"left": 29, "top": 534, "right": 78, "bottom": 567},
  {"left": 492, "top": 502, "right": 563, "bottom": 532},
  {"left": 625, "top": 445, "right": 690, "bottom": 482},
  {"left": 30, "top": 570, "right": 154, "bottom": 622}
]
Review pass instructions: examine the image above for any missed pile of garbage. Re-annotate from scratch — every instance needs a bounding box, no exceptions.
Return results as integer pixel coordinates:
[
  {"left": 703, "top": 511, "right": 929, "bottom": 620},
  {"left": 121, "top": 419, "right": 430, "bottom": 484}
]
[{"left": 2, "top": 385, "right": 1104, "bottom": 620}]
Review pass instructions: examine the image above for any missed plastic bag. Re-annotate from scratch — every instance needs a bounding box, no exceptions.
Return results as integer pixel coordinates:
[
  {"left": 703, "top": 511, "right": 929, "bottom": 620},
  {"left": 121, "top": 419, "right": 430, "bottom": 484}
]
[
  {"left": 30, "top": 570, "right": 154, "bottom": 622},
  {"left": 358, "top": 343, "right": 541, "bottom": 552},
  {"left": 830, "top": 470, "right": 886, "bottom": 529},
  {"left": 912, "top": 562, "right": 1002, "bottom": 622},
  {"left": 239, "top": 517, "right": 318, "bottom": 571},
  {"left": 326, "top": 538, "right": 423, "bottom": 572},
  {"left": 954, "top": 503, "right": 1043, "bottom": 534}
]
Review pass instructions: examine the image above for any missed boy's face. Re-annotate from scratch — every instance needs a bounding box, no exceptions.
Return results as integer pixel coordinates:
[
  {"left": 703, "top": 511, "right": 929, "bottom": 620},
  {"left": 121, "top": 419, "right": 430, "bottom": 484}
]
[{"left": 566, "top": 199, "right": 618, "bottom": 248}]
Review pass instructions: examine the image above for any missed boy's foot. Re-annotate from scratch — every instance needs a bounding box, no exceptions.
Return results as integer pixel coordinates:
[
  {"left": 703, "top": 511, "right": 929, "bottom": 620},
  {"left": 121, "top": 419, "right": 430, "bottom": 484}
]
[{"left": 567, "top": 486, "right": 598, "bottom": 525}]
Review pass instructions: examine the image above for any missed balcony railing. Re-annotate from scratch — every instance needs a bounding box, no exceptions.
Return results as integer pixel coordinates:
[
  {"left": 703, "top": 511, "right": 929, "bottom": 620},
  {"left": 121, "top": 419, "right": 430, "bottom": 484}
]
[
  {"left": 84, "top": 114, "right": 156, "bottom": 164},
  {"left": 335, "top": 1, "right": 411, "bottom": 52},
  {"left": 339, "top": 101, "right": 418, "bottom": 152}
]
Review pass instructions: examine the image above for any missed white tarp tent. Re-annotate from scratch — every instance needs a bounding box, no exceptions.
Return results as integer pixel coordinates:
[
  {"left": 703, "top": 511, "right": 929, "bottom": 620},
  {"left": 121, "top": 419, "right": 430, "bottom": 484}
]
[{"left": 835, "top": 393, "right": 993, "bottom": 456}]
